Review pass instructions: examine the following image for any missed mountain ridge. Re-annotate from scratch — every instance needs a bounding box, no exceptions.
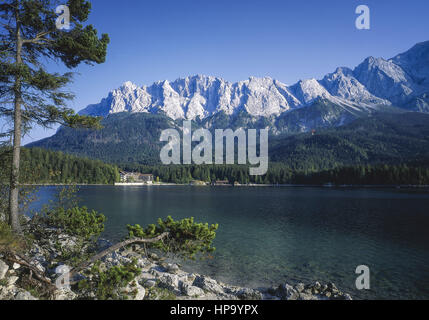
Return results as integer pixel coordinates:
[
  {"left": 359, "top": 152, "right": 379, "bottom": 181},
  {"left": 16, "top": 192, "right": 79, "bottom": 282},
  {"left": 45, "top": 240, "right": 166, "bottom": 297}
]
[
  {"left": 28, "top": 111, "right": 429, "bottom": 169},
  {"left": 27, "top": 41, "right": 429, "bottom": 167},
  {"left": 79, "top": 41, "right": 429, "bottom": 121}
]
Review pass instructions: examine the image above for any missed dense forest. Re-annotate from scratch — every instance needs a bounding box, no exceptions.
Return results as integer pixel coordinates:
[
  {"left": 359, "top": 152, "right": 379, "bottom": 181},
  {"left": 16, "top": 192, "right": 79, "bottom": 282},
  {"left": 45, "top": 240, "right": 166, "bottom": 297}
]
[
  {"left": 0, "top": 147, "right": 120, "bottom": 184},
  {"left": 22, "top": 111, "right": 429, "bottom": 185},
  {"left": 269, "top": 111, "right": 429, "bottom": 170},
  {"left": 28, "top": 112, "right": 174, "bottom": 165},
  {"left": 122, "top": 163, "right": 429, "bottom": 185},
  {"left": 0, "top": 147, "right": 426, "bottom": 186},
  {"left": 2, "top": 146, "right": 426, "bottom": 186},
  {"left": 29, "top": 111, "right": 429, "bottom": 170}
]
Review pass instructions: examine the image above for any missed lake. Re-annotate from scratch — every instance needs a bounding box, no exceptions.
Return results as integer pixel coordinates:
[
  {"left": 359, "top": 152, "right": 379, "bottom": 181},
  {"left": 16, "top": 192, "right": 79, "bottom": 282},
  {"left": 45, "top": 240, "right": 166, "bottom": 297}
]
[{"left": 34, "top": 185, "right": 429, "bottom": 300}]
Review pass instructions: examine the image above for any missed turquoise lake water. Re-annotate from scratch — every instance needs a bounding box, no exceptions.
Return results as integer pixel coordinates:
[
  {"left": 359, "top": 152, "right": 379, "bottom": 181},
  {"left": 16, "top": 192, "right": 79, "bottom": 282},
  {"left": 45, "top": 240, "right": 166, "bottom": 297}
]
[{"left": 34, "top": 185, "right": 429, "bottom": 299}]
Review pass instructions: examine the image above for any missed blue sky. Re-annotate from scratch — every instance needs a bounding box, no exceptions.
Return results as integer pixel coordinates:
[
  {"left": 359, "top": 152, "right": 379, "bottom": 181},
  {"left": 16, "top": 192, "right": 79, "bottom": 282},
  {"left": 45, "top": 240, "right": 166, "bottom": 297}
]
[{"left": 20, "top": 0, "right": 429, "bottom": 143}]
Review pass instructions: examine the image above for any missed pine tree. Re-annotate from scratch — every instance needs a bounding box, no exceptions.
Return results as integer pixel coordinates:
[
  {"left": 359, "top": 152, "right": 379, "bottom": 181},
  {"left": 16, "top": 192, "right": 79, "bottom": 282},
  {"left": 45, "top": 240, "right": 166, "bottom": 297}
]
[{"left": 0, "top": 0, "right": 109, "bottom": 232}]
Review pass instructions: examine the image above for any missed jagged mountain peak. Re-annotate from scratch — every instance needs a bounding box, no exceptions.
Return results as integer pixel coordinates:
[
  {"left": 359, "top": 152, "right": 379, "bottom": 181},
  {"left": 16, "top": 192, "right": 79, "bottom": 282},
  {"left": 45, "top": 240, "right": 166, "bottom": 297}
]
[
  {"left": 391, "top": 41, "right": 429, "bottom": 87},
  {"left": 333, "top": 67, "right": 354, "bottom": 76},
  {"left": 352, "top": 54, "right": 418, "bottom": 104},
  {"left": 392, "top": 40, "right": 429, "bottom": 61},
  {"left": 289, "top": 78, "right": 332, "bottom": 105},
  {"left": 321, "top": 67, "right": 389, "bottom": 105},
  {"left": 120, "top": 81, "right": 138, "bottom": 90},
  {"left": 79, "top": 41, "right": 429, "bottom": 120}
]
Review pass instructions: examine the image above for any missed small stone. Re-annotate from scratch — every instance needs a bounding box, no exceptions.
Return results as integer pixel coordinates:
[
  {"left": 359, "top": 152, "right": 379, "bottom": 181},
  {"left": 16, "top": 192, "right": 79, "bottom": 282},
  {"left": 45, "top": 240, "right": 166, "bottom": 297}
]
[
  {"left": 120, "top": 257, "right": 132, "bottom": 265},
  {"left": 12, "top": 263, "right": 20, "bottom": 270},
  {"left": 193, "top": 276, "right": 224, "bottom": 294},
  {"left": 8, "top": 276, "right": 19, "bottom": 286},
  {"left": 98, "top": 262, "right": 107, "bottom": 272},
  {"left": 148, "top": 253, "right": 159, "bottom": 261},
  {"left": 295, "top": 283, "right": 305, "bottom": 292},
  {"left": 166, "top": 263, "right": 180, "bottom": 274},
  {"left": 159, "top": 273, "right": 179, "bottom": 291},
  {"left": 327, "top": 282, "right": 339, "bottom": 294},
  {"left": 142, "top": 280, "right": 156, "bottom": 288},
  {"left": 136, "top": 258, "right": 147, "bottom": 269},
  {"left": 304, "top": 288, "right": 313, "bottom": 294},
  {"left": 187, "top": 273, "right": 197, "bottom": 283},
  {"left": 30, "top": 259, "right": 46, "bottom": 273},
  {"left": 277, "top": 283, "right": 298, "bottom": 300},
  {"left": 0, "top": 259, "right": 9, "bottom": 280},
  {"left": 53, "top": 288, "right": 77, "bottom": 300},
  {"left": 129, "top": 283, "right": 146, "bottom": 300},
  {"left": 111, "top": 251, "right": 120, "bottom": 261},
  {"left": 236, "top": 288, "right": 262, "bottom": 300},
  {"left": 181, "top": 283, "right": 205, "bottom": 297},
  {"left": 120, "top": 281, "right": 146, "bottom": 300},
  {"left": 298, "top": 292, "right": 317, "bottom": 300}
]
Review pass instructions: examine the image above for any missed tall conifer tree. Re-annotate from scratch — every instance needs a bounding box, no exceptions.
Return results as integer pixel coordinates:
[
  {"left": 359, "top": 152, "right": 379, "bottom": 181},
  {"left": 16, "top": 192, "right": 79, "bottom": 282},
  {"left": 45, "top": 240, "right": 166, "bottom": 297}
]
[{"left": 0, "top": 0, "right": 109, "bottom": 232}]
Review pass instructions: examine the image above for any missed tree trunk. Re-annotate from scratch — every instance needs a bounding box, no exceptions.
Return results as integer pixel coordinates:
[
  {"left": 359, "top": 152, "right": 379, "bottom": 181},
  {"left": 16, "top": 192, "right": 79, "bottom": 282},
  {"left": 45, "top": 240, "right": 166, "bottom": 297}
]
[
  {"left": 69, "top": 232, "right": 169, "bottom": 278},
  {"left": 9, "top": 4, "right": 23, "bottom": 233}
]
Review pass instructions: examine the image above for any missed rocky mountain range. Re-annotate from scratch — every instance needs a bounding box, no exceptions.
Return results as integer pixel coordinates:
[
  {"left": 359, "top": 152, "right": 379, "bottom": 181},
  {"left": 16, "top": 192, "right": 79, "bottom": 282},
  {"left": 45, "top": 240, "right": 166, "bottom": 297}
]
[
  {"left": 79, "top": 41, "right": 429, "bottom": 125},
  {"left": 28, "top": 41, "right": 429, "bottom": 166}
]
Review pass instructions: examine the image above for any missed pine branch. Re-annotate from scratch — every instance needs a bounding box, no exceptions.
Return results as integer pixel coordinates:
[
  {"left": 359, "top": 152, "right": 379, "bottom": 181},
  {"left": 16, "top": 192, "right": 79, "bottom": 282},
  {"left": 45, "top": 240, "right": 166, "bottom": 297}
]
[{"left": 68, "top": 232, "right": 170, "bottom": 282}]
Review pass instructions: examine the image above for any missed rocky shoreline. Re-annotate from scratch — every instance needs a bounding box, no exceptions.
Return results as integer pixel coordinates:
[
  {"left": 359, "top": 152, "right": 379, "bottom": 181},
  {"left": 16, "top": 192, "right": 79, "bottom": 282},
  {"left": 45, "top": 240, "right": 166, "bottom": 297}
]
[{"left": 0, "top": 225, "right": 352, "bottom": 301}]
